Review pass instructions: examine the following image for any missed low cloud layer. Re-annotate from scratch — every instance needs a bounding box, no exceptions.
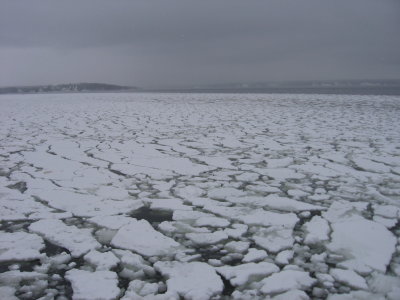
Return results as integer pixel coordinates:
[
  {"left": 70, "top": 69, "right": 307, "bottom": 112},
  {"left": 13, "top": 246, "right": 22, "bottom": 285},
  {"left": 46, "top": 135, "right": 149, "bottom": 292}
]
[{"left": 1, "top": 0, "right": 399, "bottom": 87}]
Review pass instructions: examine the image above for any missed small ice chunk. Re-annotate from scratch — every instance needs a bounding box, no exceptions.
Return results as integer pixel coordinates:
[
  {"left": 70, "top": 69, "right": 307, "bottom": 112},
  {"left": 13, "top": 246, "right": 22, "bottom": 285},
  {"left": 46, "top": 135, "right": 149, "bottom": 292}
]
[
  {"left": 224, "top": 224, "right": 248, "bottom": 238},
  {"left": 65, "top": 269, "right": 120, "bottom": 300},
  {"left": 0, "top": 287, "right": 18, "bottom": 300},
  {"left": 29, "top": 219, "right": 100, "bottom": 257},
  {"left": 154, "top": 261, "right": 223, "bottom": 300},
  {"left": 157, "top": 221, "right": 210, "bottom": 234},
  {"left": 316, "top": 273, "right": 334, "bottom": 288},
  {"left": 88, "top": 215, "right": 133, "bottom": 230},
  {"left": 208, "top": 259, "right": 223, "bottom": 267},
  {"left": 246, "top": 184, "right": 281, "bottom": 194},
  {"left": 95, "top": 185, "right": 130, "bottom": 200},
  {"left": 0, "top": 232, "right": 44, "bottom": 262},
  {"left": 186, "top": 231, "right": 228, "bottom": 246},
  {"left": 186, "top": 197, "right": 230, "bottom": 208},
  {"left": 121, "top": 279, "right": 159, "bottom": 299},
  {"left": 272, "top": 289, "right": 309, "bottom": 300},
  {"left": 262, "top": 194, "right": 326, "bottom": 212},
  {"left": 373, "top": 215, "right": 397, "bottom": 228},
  {"left": 323, "top": 201, "right": 367, "bottom": 223},
  {"left": 239, "top": 209, "right": 299, "bottom": 228},
  {"left": 299, "top": 211, "right": 311, "bottom": 218},
  {"left": 260, "top": 270, "right": 316, "bottom": 295},
  {"left": 311, "top": 253, "right": 327, "bottom": 263},
  {"left": 328, "top": 291, "right": 385, "bottom": 300},
  {"left": 158, "top": 221, "right": 210, "bottom": 234},
  {"left": 111, "top": 219, "right": 181, "bottom": 257},
  {"left": 84, "top": 250, "right": 119, "bottom": 271},
  {"left": 173, "top": 210, "right": 213, "bottom": 223},
  {"left": 373, "top": 204, "right": 400, "bottom": 219},
  {"left": 47, "top": 252, "right": 71, "bottom": 268},
  {"left": 0, "top": 270, "right": 47, "bottom": 287},
  {"left": 197, "top": 156, "right": 236, "bottom": 169},
  {"left": 261, "top": 168, "right": 304, "bottom": 180},
  {"left": 353, "top": 157, "right": 391, "bottom": 173},
  {"left": 224, "top": 241, "right": 250, "bottom": 254},
  {"left": 330, "top": 268, "right": 368, "bottom": 290},
  {"left": 242, "top": 248, "right": 268, "bottom": 263},
  {"left": 266, "top": 157, "right": 293, "bottom": 168},
  {"left": 253, "top": 227, "right": 294, "bottom": 253},
  {"left": 275, "top": 250, "right": 294, "bottom": 265},
  {"left": 365, "top": 272, "right": 400, "bottom": 296},
  {"left": 235, "top": 172, "right": 260, "bottom": 182},
  {"left": 216, "top": 262, "right": 279, "bottom": 287},
  {"left": 95, "top": 228, "right": 117, "bottom": 244},
  {"left": 113, "top": 249, "right": 154, "bottom": 277},
  {"left": 302, "top": 216, "right": 330, "bottom": 244},
  {"left": 174, "top": 185, "right": 205, "bottom": 199},
  {"left": 288, "top": 189, "right": 310, "bottom": 198},
  {"left": 194, "top": 216, "right": 230, "bottom": 228}
]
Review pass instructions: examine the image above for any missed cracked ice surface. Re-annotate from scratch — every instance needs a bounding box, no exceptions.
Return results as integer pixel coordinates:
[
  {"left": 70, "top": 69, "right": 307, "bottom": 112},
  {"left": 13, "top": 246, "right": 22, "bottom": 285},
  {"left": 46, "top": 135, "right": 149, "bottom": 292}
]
[{"left": 0, "top": 92, "right": 400, "bottom": 299}]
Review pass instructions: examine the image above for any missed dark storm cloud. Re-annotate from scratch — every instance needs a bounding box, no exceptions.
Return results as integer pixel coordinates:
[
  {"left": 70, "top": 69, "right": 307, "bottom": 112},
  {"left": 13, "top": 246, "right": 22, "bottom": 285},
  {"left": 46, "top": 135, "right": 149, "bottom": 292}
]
[{"left": 1, "top": 0, "right": 400, "bottom": 87}]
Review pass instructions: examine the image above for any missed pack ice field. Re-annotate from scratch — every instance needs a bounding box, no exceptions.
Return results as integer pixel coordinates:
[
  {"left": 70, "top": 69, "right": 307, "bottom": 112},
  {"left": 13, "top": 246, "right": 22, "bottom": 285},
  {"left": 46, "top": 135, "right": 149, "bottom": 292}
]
[{"left": 0, "top": 92, "right": 400, "bottom": 300}]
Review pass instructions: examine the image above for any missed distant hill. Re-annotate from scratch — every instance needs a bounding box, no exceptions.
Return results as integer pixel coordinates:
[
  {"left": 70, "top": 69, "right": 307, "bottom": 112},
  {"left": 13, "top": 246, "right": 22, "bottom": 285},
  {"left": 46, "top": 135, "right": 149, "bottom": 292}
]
[{"left": 0, "top": 83, "right": 136, "bottom": 94}]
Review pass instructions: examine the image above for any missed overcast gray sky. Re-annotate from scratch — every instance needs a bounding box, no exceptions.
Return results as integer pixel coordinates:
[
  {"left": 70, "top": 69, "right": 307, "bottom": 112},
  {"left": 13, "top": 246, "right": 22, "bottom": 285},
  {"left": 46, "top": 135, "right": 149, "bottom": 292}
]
[{"left": 1, "top": 0, "right": 399, "bottom": 88}]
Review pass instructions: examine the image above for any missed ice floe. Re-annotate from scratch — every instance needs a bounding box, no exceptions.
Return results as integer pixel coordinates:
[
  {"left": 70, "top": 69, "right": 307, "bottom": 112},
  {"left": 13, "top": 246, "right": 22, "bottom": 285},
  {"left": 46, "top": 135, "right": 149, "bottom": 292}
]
[
  {"left": 154, "top": 261, "right": 224, "bottom": 300},
  {"left": 1, "top": 92, "right": 400, "bottom": 299},
  {"left": 65, "top": 269, "right": 120, "bottom": 300},
  {"left": 302, "top": 215, "right": 330, "bottom": 244},
  {"left": 84, "top": 250, "right": 119, "bottom": 271},
  {"left": 216, "top": 262, "right": 279, "bottom": 287},
  {"left": 327, "top": 214, "right": 396, "bottom": 273},
  {"left": 111, "top": 219, "right": 181, "bottom": 257},
  {"left": 260, "top": 270, "right": 316, "bottom": 295},
  {"left": 0, "top": 232, "right": 44, "bottom": 262},
  {"left": 29, "top": 219, "right": 101, "bottom": 257}
]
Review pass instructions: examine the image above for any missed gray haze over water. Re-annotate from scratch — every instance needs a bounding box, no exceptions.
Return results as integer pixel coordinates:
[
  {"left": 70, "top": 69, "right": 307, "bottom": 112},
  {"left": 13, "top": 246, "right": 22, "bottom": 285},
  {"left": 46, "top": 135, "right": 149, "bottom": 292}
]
[{"left": 1, "top": 0, "right": 399, "bottom": 88}]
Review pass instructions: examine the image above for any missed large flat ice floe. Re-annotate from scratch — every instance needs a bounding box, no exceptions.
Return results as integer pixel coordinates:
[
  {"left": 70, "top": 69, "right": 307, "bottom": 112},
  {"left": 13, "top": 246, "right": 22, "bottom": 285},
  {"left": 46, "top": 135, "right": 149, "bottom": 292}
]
[
  {"left": 0, "top": 232, "right": 44, "bottom": 262},
  {"left": 328, "top": 217, "right": 396, "bottom": 273},
  {"left": 29, "top": 219, "right": 101, "bottom": 257},
  {"left": 65, "top": 269, "right": 120, "bottom": 300},
  {"left": 1, "top": 92, "right": 400, "bottom": 299},
  {"left": 216, "top": 262, "right": 279, "bottom": 287},
  {"left": 260, "top": 270, "right": 316, "bottom": 295},
  {"left": 111, "top": 219, "right": 181, "bottom": 257},
  {"left": 32, "top": 189, "right": 144, "bottom": 217},
  {"left": 154, "top": 261, "right": 224, "bottom": 300}
]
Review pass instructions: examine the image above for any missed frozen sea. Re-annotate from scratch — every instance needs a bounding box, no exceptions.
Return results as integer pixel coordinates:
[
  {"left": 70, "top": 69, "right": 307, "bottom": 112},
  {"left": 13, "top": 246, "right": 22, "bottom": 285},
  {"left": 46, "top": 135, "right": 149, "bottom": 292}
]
[{"left": 0, "top": 92, "right": 399, "bottom": 300}]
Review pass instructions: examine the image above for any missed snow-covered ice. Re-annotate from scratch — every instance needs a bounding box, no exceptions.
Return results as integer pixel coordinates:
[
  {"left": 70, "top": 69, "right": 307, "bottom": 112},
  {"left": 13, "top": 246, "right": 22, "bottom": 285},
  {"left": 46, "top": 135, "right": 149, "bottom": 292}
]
[
  {"left": 84, "top": 250, "right": 119, "bottom": 271},
  {"left": 0, "top": 232, "right": 44, "bottom": 263},
  {"left": 111, "top": 219, "right": 181, "bottom": 257},
  {"left": 154, "top": 261, "right": 224, "bottom": 300},
  {"left": 186, "top": 231, "right": 228, "bottom": 246},
  {"left": 242, "top": 248, "right": 269, "bottom": 263},
  {"left": 65, "top": 269, "right": 120, "bottom": 300},
  {"left": 302, "top": 215, "right": 330, "bottom": 245},
  {"left": 216, "top": 262, "right": 279, "bottom": 287},
  {"left": 326, "top": 212, "right": 396, "bottom": 273},
  {"left": 260, "top": 270, "right": 316, "bottom": 294},
  {"left": 29, "top": 219, "right": 101, "bottom": 257},
  {"left": 330, "top": 268, "right": 368, "bottom": 290},
  {"left": 1, "top": 92, "right": 400, "bottom": 299}
]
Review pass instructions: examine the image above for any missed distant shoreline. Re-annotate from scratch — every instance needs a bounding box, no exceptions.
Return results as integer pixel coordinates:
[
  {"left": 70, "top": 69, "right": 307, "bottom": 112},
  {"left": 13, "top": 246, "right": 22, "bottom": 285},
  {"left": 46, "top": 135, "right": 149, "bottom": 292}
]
[
  {"left": 2, "top": 81, "right": 400, "bottom": 96},
  {"left": 2, "top": 87, "right": 400, "bottom": 96},
  {"left": 141, "top": 86, "right": 400, "bottom": 96}
]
